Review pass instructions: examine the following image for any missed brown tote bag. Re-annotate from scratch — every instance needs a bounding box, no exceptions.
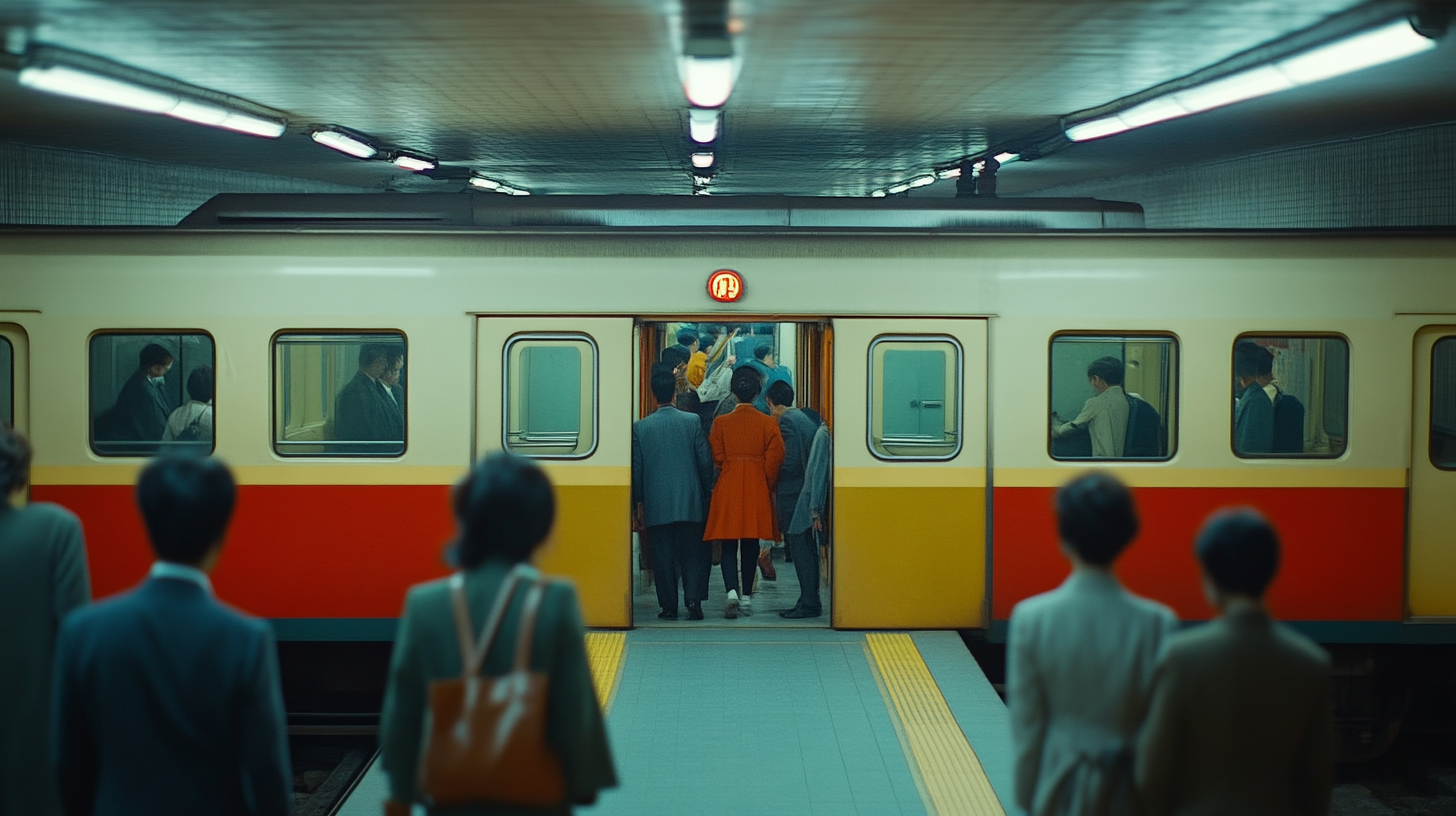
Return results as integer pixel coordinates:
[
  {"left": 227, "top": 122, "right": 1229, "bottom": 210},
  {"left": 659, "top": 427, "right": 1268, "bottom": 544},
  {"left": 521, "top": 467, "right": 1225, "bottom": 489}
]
[{"left": 419, "top": 568, "right": 567, "bottom": 809}]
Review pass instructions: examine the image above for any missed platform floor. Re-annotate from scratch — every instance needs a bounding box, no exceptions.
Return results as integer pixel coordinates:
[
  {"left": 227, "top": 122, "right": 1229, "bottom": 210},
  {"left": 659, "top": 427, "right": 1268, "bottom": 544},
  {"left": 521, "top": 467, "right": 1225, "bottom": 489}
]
[
  {"left": 338, "top": 629, "right": 1013, "bottom": 816},
  {"left": 632, "top": 543, "right": 833, "bottom": 628}
]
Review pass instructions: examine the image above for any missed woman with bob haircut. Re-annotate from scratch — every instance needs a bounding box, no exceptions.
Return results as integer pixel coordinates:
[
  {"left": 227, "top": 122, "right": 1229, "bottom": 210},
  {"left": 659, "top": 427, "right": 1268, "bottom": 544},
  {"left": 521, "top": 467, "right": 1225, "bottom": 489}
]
[{"left": 379, "top": 451, "right": 616, "bottom": 816}]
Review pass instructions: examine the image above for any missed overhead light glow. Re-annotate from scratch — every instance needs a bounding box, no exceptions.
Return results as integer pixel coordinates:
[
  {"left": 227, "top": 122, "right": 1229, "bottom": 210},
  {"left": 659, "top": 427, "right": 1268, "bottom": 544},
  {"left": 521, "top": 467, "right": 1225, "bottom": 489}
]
[
  {"left": 311, "top": 129, "right": 378, "bottom": 158},
  {"left": 509, "top": 188, "right": 531, "bottom": 196},
  {"left": 691, "top": 152, "right": 715, "bottom": 169},
  {"left": 1065, "top": 17, "right": 1438, "bottom": 143},
  {"left": 870, "top": 190, "right": 888, "bottom": 198},
  {"left": 885, "top": 182, "right": 912, "bottom": 195},
  {"left": 992, "top": 152, "right": 1020, "bottom": 164},
  {"left": 392, "top": 152, "right": 437, "bottom": 172},
  {"left": 935, "top": 167, "right": 962, "bottom": 179},
  {"left": 683, "top": 56, "right": 734, "bottom": 108},
  {"left": 469, "top": 176, "right": 502, "bottom": 190},
  {"left": 689, "top": 107, "right": 721, "bottom": 143},
  {"left": 693, "top": 175, "right": 712, "bottom": 186},
  {"left": 18, "top": 63, "right": 285, "bottom": 138},
  {"left": 907, "top": 174, "right": 936, "bottom": 189}
]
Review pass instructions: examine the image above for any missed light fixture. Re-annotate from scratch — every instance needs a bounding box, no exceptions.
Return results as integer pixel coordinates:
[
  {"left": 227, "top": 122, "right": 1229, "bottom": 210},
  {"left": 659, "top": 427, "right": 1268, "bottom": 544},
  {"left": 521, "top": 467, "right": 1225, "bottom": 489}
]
[
  {"left": 310, "top": 129, "right": 378, "bottom": 158},
  {"left": 993, "top": 152, "right": 1020, "bottom": 164},
  {"left": 693, "top": 174, "right": 712, "bottom": 186},
  {"left": 468, "top": 175, "right": 502, "bottom": 190},
  {"left": 935, "top": 166, "right": 962, "bottom": 179},
  {"left": 682, "top": 56, "right": 734, "bottom": 108},
  {"left": 885, "top": 182, "right": 912, "bottom": 195},
  {"left": 17, "top": 62, "right": 286, "bottom": 138},
  {"left": 691, "top": 152, "right": 715, "bottom": 169},
  {"left": 392, "top": 151, "right": 437, "bottom": 172},
  {"left": 1064, "top": 17, "right": 1438, "bottom": 142},
  {"left": 509, "top": 188, "right": 531, "bottom": 196},
  {"left": 907, "top": 174, "right": 936, "bottom": 189},
  {"left": 693, "top": 188, "right": 712, "bottom": 196},
  {"left": 689, "top": 107, "right": 721, "bottom": 143},
  {"left": 870, "top": 189, "right": 888, "bottom": 198}
]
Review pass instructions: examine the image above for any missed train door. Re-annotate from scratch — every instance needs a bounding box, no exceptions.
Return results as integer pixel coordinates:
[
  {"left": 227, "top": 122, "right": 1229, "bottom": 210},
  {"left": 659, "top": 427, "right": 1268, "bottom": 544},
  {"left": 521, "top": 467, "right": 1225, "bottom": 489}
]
[
  {"left": 475, "top": 317, "right": 634, "bottom": 628},
  {"left": 832, "top": 318, "right": 988, "bottom": 629},
  {"left": 1409, "top": 326, "right": 1456, "bottom": 617}
]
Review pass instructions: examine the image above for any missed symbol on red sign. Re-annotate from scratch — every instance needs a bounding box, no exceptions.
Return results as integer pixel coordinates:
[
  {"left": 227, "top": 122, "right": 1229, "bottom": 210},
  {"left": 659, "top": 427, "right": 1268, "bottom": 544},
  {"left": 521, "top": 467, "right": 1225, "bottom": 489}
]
[{"left": 707, "top": 269, "right": 743, "bottom": 303}]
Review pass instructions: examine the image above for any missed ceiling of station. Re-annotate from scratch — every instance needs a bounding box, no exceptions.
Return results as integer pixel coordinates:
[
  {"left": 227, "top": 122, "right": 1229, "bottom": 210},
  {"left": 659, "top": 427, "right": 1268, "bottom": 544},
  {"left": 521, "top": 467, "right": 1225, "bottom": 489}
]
[{"left": 1, "top": 0, "right": 1452, "bottom": 197}]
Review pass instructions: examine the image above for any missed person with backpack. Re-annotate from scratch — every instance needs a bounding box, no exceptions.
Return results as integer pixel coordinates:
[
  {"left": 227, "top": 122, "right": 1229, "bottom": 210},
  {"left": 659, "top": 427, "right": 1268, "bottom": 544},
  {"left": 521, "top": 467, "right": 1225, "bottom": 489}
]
[
  {"left": 1052, "top": 357, "right": 1130, "bottom": 458},
  {"left": 1254, "top": 350, "right": 1307, "bottom": 454},
  {"left": 162, "top": 366, "right": 215, "bottom": 446}
]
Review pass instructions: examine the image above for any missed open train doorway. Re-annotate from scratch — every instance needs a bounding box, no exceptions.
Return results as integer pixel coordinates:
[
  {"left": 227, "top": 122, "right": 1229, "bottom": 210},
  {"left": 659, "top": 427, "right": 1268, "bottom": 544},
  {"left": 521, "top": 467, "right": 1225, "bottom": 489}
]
[{"left": 633, "top": 319, "right": 833, "bottom": 627}]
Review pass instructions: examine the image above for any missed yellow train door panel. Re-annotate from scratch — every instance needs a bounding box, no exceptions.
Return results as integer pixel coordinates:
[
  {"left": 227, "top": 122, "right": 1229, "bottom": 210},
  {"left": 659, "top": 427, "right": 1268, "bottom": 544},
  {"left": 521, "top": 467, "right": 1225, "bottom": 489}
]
[
  {"left": 1410, "top": 326, "right": 1456, "bottom": 618},
  {"left": 475, "top": 317, "right": 633, "bottom": 628},
  {"left": 832, "top": 319, "right": 988, "bottom": 629}
]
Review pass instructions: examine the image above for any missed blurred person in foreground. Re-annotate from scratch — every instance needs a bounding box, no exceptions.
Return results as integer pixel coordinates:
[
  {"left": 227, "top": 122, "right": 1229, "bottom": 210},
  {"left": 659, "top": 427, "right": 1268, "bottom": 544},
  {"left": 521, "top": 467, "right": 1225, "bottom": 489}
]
[
  {"left": 1137, "top": 509, "right": 1333, "bottom": 816},
  {"left": 0, "top": 429, "right": 89, "bottom": 816},
  {"left": 380, "top": 452, "right": 616, "bottom": 815},
  {"left": 1008, "top": 472, "right": 1177, "bottom": 816},
  {"left": 52, "top": 456, "right": 291, "bottom": 816}
]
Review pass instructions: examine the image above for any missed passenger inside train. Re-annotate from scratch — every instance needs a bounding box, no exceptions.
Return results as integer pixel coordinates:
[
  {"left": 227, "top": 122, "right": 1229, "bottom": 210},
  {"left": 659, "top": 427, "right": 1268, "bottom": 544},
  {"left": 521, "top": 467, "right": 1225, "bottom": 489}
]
[
  {"left": 1049, "top": 335, "right": 1176, "bottom": 460},
  {"left": 90, "top": 333, "right": 215, "bottom": 456},
  {"left": 1233, "top": 336, "right": 1348, "bottom": 458},
  {"left": 274, "top": 333, "right": 407, "bottom": 457}
]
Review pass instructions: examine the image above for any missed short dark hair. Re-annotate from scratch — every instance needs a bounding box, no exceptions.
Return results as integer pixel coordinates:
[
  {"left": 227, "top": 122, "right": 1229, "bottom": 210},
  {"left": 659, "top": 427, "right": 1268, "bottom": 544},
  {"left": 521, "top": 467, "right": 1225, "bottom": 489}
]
[
  {"left": 1234, "top": 342, "right": 1272, "bottom": 379},
  {"left": 677, "top": 329, "right": 699, "bottom": 347},
  {"left": 453, "top": 452, "right": 556, "bottom": 568},
  {"left": 136, "top": 456, "right": 237, "bottom": 565},
  {"left": 754, "top": 343, "right": 772, "bottom": 361},
  {"left": 139, "top": 343, "right": 173, "bottom": 369},
  {"left": 359, "top": 344, "right": 389, "bottom": 369},
  {"left": 650, "top": 362, "right": 677, "bottom": 405},
  {"left": 383, "top": 344, "right": 406, "bottom": 366},
  {"left": 1195, "top": 508, "right": 1280, "bottom": 598},
  {"left": 1086, "top": 356, "right": 1124, "bottom": 386},
  {"left": 765, "top": 380, "right": 794, "bottom": 408},
  {"left": 1055, "top": 472, "right": 1139, "bottom": 566},
  {"left": 0, "top": 428, "right": 33, "bottom": 494},
  {"left": 698, "top": 333, "right": 715, "bottom": 350},
  {"left": 187, "top": 366, "right": 215, "bottom": 402},
  {"left": 660, "top": 346, "right": 689, "bottom": 367},
  {"left": 730, "top": 367, "right": 762, "bottom": 403}
]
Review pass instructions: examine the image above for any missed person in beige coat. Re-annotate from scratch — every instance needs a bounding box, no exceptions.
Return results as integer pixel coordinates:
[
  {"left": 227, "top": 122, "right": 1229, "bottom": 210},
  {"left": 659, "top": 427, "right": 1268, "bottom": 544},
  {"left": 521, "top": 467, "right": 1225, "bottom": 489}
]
[
  {"left": 1136, "top": 508, "right": 1334, "bottom": 816},
  {"left": 1008, "top": 472, "right": 1177, "bottom": 816}
]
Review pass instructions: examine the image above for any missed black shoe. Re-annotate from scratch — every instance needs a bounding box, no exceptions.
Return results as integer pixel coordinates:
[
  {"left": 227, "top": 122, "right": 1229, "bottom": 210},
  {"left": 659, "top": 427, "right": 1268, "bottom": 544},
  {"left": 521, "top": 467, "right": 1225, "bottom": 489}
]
[
  {"left": 686, "top": 605, "right": 704, "bottom": 620},
  {"left": 780, "top": 607, "right": 822, "bottom": 619},
  {"left": 658, "top": 610, "right": 679, "bottom": 620}
]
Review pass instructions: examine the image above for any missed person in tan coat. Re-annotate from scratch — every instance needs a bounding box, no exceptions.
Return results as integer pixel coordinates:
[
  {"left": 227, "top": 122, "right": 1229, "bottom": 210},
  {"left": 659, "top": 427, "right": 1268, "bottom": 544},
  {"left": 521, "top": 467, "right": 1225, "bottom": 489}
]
[
  {"left": 703, "top": 367, "right": 784, "bottom": 619},
  {"left": 1136, "top": 508, "right": 1334, "bottom": 816}
]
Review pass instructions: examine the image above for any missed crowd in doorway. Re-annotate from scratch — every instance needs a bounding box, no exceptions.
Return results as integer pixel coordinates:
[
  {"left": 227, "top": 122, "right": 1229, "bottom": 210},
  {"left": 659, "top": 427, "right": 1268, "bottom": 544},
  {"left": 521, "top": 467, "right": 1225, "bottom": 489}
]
[{"left": 633, "top": 326, "right": 831, "bottom": 621}]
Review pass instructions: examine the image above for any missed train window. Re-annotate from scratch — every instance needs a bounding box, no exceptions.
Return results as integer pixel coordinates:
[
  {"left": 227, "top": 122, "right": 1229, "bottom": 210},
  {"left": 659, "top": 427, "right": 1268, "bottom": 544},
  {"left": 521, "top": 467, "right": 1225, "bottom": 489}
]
[
  {"left": 273, "top": 333, "right": 406, "bottom": 457},
  {"left": 504, "top": 334, "right": 597, "bottom": 459},
  {"left": 1430, "top": 337, "right": 1456, "bottom": 468},
  {"left": 0, "top": 336, "right": 11, "bottom": 429},
  {"left": 1049, "top": 334, "right": 1178, "bottom": 461},
  {"left": 1232, "top": 335, "right": 1348, "bottom": 458},
  {"left": 90, "top": 332, "right": 216, "bottom": 457},
  {"left": 868, "top": 335, "right": 962, "bottom": 460}
]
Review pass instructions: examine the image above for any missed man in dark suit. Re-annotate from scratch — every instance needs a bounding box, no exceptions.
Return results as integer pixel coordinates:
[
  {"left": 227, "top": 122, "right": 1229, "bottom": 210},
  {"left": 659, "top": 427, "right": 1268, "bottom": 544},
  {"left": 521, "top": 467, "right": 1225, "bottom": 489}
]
[
  {"left": 335, "top": 343, "right": 405, "bottom": 450},
  {"left": 51, "top": 456, "right": 291, "bottom": 816},
  {"left": 1234, "top": 342, "right": 1275, "bottom": 455},
  {"left": 100, "top": 342, "right": 174, "bottom": 447},
  {"left": 1137, "top": 508, "right": 1334, "bottom": 816},
  {"left": 632, "top": 362, "right": 715, "bottom": 620},
  {"left": 765, "top": 380, "right": 822, "bottom": 618}
]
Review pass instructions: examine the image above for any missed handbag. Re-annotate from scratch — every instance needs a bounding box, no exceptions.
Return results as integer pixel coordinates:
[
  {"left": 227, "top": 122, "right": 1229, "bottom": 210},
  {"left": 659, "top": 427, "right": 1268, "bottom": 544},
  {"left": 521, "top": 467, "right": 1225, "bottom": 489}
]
[{"left": 418, "top": 567, "right": 566, "bottom": 809}]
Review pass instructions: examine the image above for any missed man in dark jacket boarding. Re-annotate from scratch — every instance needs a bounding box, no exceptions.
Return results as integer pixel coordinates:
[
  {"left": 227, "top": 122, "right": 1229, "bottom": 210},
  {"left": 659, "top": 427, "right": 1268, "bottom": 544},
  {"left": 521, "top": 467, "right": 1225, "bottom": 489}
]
[{"left": 51, "top": 456, "right": 291, "bottom": 816}]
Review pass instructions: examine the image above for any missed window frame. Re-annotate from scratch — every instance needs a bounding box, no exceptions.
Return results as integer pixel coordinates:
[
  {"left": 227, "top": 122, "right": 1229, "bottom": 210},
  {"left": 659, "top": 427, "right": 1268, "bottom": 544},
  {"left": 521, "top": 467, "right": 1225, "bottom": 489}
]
[
  {"left": 1229, "top": 332, "right": 1350, "bottom": 461},
  {"left": 0, "top": 334, "right": 12, "bottom": 430},
  {"left": 866, "top": 333, "right": 964, "bottom": 462},
  {"left": 501, "top": 331, "right": 600, "bottom": 461},
  {"left": 87, "top": 329, "right": 218, "bottom": 458},
  {"left": 269, "top": 329, "right": 409, "bottom": 459},
  {"left": 1429, "top": 335, "right": 1456, "bottom": 471},
  {"left": 1046, "top": 330, "right": 1180, "bottom": 463}
]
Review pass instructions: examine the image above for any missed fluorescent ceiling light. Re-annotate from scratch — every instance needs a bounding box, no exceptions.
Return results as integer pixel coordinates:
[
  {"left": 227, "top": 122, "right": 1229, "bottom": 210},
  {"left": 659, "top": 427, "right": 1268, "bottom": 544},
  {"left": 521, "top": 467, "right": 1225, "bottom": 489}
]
[
  {"left": 691, "top": 152, "right": 715, "bottom": 169},
  {"left": 1065, "top": 17, "right": 1437, "bottom": 143},
  {"left": 935, "top": 166, "right": 962, "bottom": 179},
  {"left": 689, "top": 107, "right": 720, "bottom": 143},
  {"left": 18, "top": 63, "right": 285, "bottom": 138},
  {"left": 694, "top": 188, "right": 711, "bottom": 196},
  {"left": 683, "top": 56, "right": 734, "bottom": 108},
  {"left": 992, "top": 152, "right": 1020, "bottom": 164},
  {"left": 907, "top": 174, "right": 936, "bottom": 188},
  {"left": 693, "top": 175, "right": 712, "bottom": 186},
  {"left": 509, "top": 189, "right": 530, "bottom": 196},
  {"left": 392, "top": 152, "right": 437, "bottom": 172},
  {"left": 469, "top": 176, "right": 501, "bottom": 190},
  {"left": 885, "top": 182, "right": 912, "bottom": 194},
  {"left": 870, "top": 190, "right": 888, "bottom": 198},
  {"left": 311, "top": 129, "right": 378, "bottom": 158}
]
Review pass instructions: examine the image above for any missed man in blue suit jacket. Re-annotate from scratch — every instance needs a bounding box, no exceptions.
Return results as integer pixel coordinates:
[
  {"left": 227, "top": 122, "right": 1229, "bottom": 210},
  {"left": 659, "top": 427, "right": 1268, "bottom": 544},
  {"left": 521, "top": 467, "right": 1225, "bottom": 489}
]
[
  {"left": 51, "top": 456, "right": 291, "bottom": 816},
  {"left": 632, "top": 363, "right": 716, "bottom": 620}
]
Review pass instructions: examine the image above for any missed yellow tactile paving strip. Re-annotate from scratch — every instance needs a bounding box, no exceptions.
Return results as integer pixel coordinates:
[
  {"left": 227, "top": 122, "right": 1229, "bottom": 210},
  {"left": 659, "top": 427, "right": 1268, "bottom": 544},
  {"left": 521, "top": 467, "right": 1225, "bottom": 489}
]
[
  {"left": 865, "top": 633, "right": 1006, "bottom": 816},
  {"left": 584, "top": 631, "right": 626, "bottom": 713}
]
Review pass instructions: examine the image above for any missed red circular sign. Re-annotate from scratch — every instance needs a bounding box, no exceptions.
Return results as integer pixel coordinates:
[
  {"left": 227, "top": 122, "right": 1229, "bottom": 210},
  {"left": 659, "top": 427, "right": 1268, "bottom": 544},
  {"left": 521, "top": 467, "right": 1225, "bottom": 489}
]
[{"left": 707, "top": 269, "right": 744, "bottom": 303}]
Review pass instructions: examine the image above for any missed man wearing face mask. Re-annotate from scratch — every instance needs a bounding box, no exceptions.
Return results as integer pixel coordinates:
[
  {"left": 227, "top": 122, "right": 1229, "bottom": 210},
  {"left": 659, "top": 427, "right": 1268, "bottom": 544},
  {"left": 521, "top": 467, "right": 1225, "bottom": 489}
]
[{"left": 104, "top": 343, "right": 175, "bottom": 444}]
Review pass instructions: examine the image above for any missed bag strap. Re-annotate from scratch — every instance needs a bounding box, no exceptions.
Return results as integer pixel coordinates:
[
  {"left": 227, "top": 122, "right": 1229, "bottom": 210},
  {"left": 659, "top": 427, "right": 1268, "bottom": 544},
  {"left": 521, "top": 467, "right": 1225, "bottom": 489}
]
[
  {"left": 448, "top": 567, "right": 527, "bottom": 679},
  {"left": 512, "top": 579, "right": 549, "bottom": 672}
]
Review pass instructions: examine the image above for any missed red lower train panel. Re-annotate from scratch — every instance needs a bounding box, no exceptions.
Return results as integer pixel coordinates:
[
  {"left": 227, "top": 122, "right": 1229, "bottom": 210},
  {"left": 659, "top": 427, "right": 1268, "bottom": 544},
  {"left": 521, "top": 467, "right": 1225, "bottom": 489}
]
[
  {"left": 992, "top": 486, "right": 1406, "bottom": 622},
  {"left": 31, "top": 484, "right": 456, "bottom": 618}
]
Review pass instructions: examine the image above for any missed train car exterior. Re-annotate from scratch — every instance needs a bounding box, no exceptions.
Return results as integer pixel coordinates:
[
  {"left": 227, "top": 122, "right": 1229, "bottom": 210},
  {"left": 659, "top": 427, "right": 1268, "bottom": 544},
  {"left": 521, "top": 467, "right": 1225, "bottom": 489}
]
[{"left": 3, "top": 228, "right": 1455, "bottom": 646}]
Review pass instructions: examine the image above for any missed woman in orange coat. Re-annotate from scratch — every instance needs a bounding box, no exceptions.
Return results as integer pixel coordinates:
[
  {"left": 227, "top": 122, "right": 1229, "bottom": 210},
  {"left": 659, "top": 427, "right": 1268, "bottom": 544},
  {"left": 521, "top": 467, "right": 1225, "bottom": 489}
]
[{"left": 704, "top": 367, "right": 785, "bottom": 619}]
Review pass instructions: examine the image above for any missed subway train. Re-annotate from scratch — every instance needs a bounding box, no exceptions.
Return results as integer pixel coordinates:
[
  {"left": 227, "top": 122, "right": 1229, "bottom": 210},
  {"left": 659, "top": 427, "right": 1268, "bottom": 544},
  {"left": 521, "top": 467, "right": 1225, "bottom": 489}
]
[{"left": 4, "top": 195, "right": 1456, "bottom": 742}]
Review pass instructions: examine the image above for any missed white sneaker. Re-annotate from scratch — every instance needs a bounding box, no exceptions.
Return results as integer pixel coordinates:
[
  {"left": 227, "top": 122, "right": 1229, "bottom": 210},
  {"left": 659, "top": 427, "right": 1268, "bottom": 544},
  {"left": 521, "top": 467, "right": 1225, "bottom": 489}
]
[
  {"left": 725, "top": 590, "right": 740, "bottom": 620},
  {"left": 740, "top": 595, "right": 753, "bottom": 616}
]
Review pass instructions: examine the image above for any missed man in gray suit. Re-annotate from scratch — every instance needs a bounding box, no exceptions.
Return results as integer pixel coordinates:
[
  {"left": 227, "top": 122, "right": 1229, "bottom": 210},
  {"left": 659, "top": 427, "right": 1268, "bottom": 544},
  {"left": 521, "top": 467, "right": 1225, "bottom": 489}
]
[
  {"left": 1008, "top": 472, "right": 1177, "bottom": 816},
  {"left": 765, "top": 381, "right": 822, "bottom": 618},
  {"left": 1137, "top": 509, "right": 1334, "bottom": 816},
  {"left": 632, "top": 363, "right": 715, "bottom": 620}
]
